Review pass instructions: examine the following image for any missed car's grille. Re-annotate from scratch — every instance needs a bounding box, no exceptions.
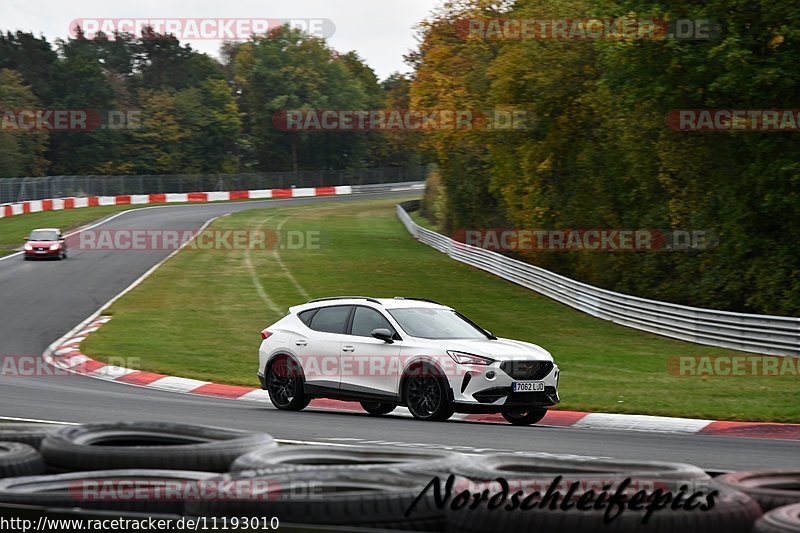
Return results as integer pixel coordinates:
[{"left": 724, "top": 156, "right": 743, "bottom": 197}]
[{"left": 500, "top": 360, "right": 554, "bottom": 380}]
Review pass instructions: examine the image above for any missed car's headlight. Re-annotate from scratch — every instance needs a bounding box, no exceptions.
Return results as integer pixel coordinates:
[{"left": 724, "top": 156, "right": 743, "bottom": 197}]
[
  {"left": 24, "top": 244, "right": 33, "bottom": 251},
  {"left": 447, "top": 351, "right": 494, "bottom": 365},
  {"left": 49, "top": 243, "right": 60, "bottom": 250}
]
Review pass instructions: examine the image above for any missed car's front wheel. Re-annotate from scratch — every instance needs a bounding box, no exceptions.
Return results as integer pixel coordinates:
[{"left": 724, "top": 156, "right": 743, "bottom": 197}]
[
  {"left": 360, "top": 402, "right": 396, "bottom": 416},
  {"left": 266, "top": 357, "right": 310, "bottom": 411},
  {"left": 502, "top": 408, "right": 547, "bottom": 426},
  {"left": 404, "top": 366, "right": 454, "bottom": 422}
]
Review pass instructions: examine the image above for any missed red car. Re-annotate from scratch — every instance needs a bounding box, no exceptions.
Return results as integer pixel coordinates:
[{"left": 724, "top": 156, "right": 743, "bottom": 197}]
[{"left": 24, "top": 228, "right": 68, "bottom": 260}]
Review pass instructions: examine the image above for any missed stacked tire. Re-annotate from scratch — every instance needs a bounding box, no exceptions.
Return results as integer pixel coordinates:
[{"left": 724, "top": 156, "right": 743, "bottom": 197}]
[
  {"left": 0, "top": 421, "right": 277, "bottom": 518},
  {"left": 442, "top": 454, "right": 761, "bottom": 533},
  {"left": 715, "top": 470, "right": 800, "bottom": 533},
  {"left": 0, "top": 421, "right": 784, "bottom": 533}
]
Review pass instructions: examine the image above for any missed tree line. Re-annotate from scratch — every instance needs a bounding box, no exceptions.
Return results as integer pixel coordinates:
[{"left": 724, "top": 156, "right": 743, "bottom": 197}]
[
  {"left": 0, "top": 26, "right": 424, "bottom": 179},
  {"left": 2, "top": 0, "right": 798, "bottom": 316},
  {"left": 411, "top": 0, "right": 800, "bottom": 316}
]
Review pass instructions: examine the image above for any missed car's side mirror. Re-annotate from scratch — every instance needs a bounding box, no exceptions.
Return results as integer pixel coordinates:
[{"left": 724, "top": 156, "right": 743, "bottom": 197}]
[
  {"left": 371, "top": 328, "right": 394, "bottom": 343},
  {"left": 23, "top": 236, "right": 28, "bottom": 241}
]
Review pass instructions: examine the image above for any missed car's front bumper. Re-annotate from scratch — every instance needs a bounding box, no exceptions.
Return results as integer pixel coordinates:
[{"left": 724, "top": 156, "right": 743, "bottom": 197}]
[
  {"left": 24, "top": 249, "right": 61, "bottom": 259},
  {"left": 448, "top": 360, "right": 560, "bottom": 412}
]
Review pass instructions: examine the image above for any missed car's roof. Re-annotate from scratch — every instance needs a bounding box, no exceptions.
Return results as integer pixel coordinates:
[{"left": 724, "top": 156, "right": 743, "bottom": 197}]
[
  {"left": 31, "top": 228, "right": 61, "bottom": 233},
  {"left": 291, "top": 297, "right": 450, "bottom": 312}
]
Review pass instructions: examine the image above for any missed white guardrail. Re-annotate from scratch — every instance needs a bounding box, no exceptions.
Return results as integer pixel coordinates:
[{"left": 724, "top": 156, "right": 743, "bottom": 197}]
[{"left": 397, "top": 202, "right": 800, "bottom": 356}]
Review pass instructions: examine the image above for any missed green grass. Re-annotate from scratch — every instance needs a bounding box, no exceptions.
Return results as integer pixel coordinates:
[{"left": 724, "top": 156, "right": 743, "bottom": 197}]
[
  {"left": 0, "top": 205, "right": 138, "bottom": 256},
  {"left": 83, "top": 198, "right": 799, "bottom": 422}
]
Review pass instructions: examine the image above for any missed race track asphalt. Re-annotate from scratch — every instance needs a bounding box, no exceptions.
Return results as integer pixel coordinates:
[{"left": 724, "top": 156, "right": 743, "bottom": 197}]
[{"left": 1, "top": 191, "right": 797, "bottom": 472}]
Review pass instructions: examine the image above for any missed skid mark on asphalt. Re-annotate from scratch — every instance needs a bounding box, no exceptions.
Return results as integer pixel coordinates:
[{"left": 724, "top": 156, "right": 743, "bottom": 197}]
[{"left": 243, "top": 214, "right": 283, "bottom": 316}]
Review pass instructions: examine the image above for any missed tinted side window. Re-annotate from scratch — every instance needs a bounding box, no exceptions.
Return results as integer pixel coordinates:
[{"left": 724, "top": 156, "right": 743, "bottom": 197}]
[
  {"left": 350, "top": 307, "right": 394, "bottom": 337},
  {"left": 308, "top": 306, "right": 352, "bottom": 334},
  {"left": 298, "top": 309, "right": 317, "bottom": 326}
]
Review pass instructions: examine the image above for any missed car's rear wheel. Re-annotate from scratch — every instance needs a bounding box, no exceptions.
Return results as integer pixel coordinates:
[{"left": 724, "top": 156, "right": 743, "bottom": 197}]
[
  {"left": 502, "top": 408, "right": 547, "bottom": 425},
  {"left": 360, "top": 402, "right": 396, "bottom": 416},
  {"left": 266, "top": 357, "right": 310, "bottom": 411},
  {"left": 405, "top": 366, "right": 454, "bottom": 422}
]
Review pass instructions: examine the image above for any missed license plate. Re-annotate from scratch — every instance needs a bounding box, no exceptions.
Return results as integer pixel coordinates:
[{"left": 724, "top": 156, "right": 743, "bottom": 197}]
[
  {"left": 35, "top": 251, "right": 45, "bottom": 254},
  {"left": 513, "top": 381, "right": 544, "bottom": 392}
]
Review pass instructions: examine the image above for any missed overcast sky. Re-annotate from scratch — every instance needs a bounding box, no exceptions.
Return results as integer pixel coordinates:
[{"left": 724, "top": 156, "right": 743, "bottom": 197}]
[{"left": 0, "top": 0, "right": 445, "bottom": 79}]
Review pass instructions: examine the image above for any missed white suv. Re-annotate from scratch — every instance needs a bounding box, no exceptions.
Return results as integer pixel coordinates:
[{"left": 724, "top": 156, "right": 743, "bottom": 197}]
[{"left": 257, "top": 297, "right": 560, "bottom": 425}]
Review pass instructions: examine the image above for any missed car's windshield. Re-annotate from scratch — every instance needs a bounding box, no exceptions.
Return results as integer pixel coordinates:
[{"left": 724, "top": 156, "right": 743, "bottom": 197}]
[
  {"left": 388, "top": 308, "right": 488, "bottom": 339},
  {"left": 28, "top": 230, "right": 59, "bottom": 241}
]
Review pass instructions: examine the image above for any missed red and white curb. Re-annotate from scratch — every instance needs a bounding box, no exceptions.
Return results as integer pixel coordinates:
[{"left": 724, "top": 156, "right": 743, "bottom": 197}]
[
  {"left": 0, "top": 186, "right": 353, "bottom": 220},
  {"left": 47, "top": 317, "right": 800, "bottom": 441}
]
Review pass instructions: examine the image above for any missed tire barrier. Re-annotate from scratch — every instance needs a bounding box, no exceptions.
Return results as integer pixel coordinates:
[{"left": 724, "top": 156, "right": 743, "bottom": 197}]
[
  {"left": 185, "top": 468, "right": 444, "bottom": 531},
  {"left": 444, "top": 479, "right": 761, "bottom": 533},
  {"left": 40, "top": 422, "right": 276, "bottom": 473},
  {"left": 715, "top": 470, "right": 800, "bottom": 511},
  {"left": 451, "top": 454, "right": 711, "bottom": 490},
  {"left": 0, "top": 421, "right": 776, "bottom": 532},
  {"left": 230, "top": 445, "right": 468, "bottom": 476},
  {"left": 753, "top": 503, "right": 800, "bottom": 533},
  {"left": 0, "top": 424, "right": 70, "bottom": 449},
  {"left": 0, "top": 470, "right": 217, "bottom": 515},
  {"left": 0, "top": 442, "right": 45, "bottom": 478}
]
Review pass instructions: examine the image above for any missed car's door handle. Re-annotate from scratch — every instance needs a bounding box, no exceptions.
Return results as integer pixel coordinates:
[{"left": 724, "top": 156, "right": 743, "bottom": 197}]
[
  {"left": 342, "top": 346, "right": 355, "bottom": 352},
  {"left": 295, "top": 340, "right": 308, "bottom": 346}
]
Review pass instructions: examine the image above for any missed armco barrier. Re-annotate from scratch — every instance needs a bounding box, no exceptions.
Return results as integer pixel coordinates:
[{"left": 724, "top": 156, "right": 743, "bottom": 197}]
[{"left": 397, "top": 201, "right": 800, "bottom": 356}]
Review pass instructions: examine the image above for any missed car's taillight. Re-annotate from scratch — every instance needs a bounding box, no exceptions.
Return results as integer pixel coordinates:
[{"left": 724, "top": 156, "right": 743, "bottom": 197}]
[{"left": 261, "top": 329, "right": 273, "bottom": 340}]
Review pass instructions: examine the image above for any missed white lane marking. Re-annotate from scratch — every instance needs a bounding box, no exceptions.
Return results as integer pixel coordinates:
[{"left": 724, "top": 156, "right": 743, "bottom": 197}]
[
  {"left": 0, "top": 416, "right": 79, "bottom": 425},
  {"left": 273, "top": 216, "right": 309, "bottom": 300},
  {"left": 275, "top": 439, "right": 373, "bottom": 448},
  {"left": 243, "top": 215, "right": 283, "bottom": 315},
  {"left": 572, "top": 413, "right": 714, "bottom": 434}
]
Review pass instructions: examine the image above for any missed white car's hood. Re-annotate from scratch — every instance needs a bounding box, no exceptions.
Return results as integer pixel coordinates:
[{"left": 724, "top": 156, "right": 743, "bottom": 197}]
[{"left": 412, "top": 336, "right": 552, "bottom": 362}]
